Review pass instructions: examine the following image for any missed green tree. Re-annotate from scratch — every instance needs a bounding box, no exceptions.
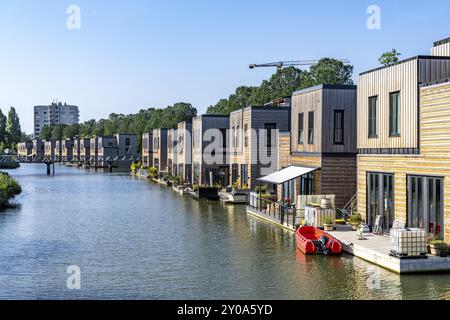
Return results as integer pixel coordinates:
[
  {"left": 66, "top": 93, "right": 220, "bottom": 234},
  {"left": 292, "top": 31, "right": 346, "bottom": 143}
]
[
  {"left": 0, "top": 108, "right": 7, "bottom": 146},
  {"left": 5, "top": 107, "right": 22, "bottom": 146},
  {"left": 307, "top": 58, "right": 354, "bottom": 85},
  {"left": 79, "top": 120, "right": 97, "bottom": 138},
  {"left": 63, "top": 124, "right": 80, "bottom": 138},
  {"left": 379, "top": 49, "right": 401, "bottom": 66},
  {"left": 207, "top": 59, "right": 354, "bottom": 116},
  {"left": 51, "top": 124, "right": 67, "bottom": 140},
  {"left": 40, "top": 126, "right": 54, "bottom": 140}
]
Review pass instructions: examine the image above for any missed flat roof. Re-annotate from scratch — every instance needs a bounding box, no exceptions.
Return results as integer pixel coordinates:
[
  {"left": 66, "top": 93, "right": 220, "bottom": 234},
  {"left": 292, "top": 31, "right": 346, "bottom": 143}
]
[
  {"left": 293, "top": 84, "right": 357, "bottom": 96},
  {"left": 360, "top": 55, "right": 450, "bottom": 76},
  {"left": 230, "top": 105, "right": 291, "bottom": 115},
  {"left": 434, "top": 37, "right": 450, "bottom": 47},
  {"left": 196, "top": 114, "right": 229, "bottom": 119}
]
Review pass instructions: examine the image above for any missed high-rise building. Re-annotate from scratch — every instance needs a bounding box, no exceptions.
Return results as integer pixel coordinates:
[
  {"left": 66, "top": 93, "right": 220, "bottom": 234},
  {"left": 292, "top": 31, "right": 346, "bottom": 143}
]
[{"left": 34, "top": 102, "right": 80, "bottom": 137}]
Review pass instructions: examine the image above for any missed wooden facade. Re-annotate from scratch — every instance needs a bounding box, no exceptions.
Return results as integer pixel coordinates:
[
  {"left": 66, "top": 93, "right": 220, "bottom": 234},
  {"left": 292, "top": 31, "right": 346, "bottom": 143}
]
[
  {"left": 177, "top": 121, "right": 192, "bottom": 183},
  {"left": 17, "top": 142, "right": 33, "bottom": 158},
  {"left": 167, "top": 129, "right": 177, "bottom": 177},
  {"left": 288, "top": 84, "right": 358, "bottom": 208},
  {"left": 358, "top": 56, "right": 450, "bottom": 152},
  {"left": 32, "top": 139, "right": 45, "bottom": 158},
  {"left": 78, "top": 138, "right": 90, "bottom": 162},
  {"left": 141, "top": 133, "right": 153, "bottom": 168},
  {"left": 229, "top": 106, "right": 290, "bottom": 189},
  {"left": 357, "top": 51, "right": 450, "bottom": 240},
  {"left": 192, "top": 115, "right": 229, "bottom": 186},
  {"left": 61, "top": 139, "right": 74, "bottom": 160},
  {"left": 44, "top": 140, "right": 56, "bottom": 158},
  {"left": 432, "top": 37, "right": 450, "bottom": 57},
  {"left": 152, "top": 129, "right": 168, "bottom": 172}
]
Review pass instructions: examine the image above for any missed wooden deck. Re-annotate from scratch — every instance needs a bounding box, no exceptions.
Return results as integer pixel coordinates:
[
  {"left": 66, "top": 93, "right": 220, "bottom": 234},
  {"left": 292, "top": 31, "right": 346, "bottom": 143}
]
[
  {"left": 328, "top": 225, "right": 450, "bottom": 274},
  {"left": 246, "top": 207, "right": 450, "bottom": 274}
]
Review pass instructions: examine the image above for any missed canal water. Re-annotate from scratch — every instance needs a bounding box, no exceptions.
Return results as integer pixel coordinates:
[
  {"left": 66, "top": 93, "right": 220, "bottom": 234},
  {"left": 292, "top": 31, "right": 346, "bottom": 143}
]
[{"left": 0, "top": 164, "right": 448, "bottom": 300}]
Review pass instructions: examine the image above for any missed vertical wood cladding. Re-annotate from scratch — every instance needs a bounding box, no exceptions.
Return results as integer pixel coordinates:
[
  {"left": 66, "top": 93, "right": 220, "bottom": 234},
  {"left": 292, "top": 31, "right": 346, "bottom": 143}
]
[{"left": 357, "top": 81, "right": 450, "bottom": 241}]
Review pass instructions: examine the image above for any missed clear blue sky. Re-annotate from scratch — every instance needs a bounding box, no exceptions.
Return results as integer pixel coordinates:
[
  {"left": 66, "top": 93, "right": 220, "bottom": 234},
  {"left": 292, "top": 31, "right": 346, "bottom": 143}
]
[{"left": 1, "top": 0, "right": 449, "bottom": 134}]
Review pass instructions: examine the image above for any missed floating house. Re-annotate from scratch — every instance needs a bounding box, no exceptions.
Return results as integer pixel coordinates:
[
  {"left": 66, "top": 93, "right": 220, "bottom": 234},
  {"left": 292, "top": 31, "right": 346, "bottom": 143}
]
[
  {"left": 44, "top": 140, "right": 56, "bottom": 159},
  {"left": 192, "top": 115, "right": 229, "bottom": 186},
  {"left": 61, "top": 139, "right": 74, "bottom": 162},
  {"left": 97, "top": 136, "right": 118, "bottom": 167},
  {"left": 141, "top": 133, "right": 153, "bottom": 168},
  {"left": 17, "top": 141, "right": 33, "bottom": 159},
  {"left": 152, "top": 129, "right": 168, "bottom": 173},
  {"left": 229, "top": 105, "right": 290, "bottom": 189},
  {"left": 176, "top": 121, "right": 193, "bottom": 183},
  {"left": 31, "top": 139, "right": 45, "bottom": 159},
  {"left": 167, "top": 128, "right": 178, "bottom": 177},
  {"left": 89, "top": 137, "right": 99, "bottom": 165},
  {"left": 78, "top": 138, "right": 91, "bottom": 163},
  {"left": 357, "top": 39, "right": 450, "bottom": 238}
]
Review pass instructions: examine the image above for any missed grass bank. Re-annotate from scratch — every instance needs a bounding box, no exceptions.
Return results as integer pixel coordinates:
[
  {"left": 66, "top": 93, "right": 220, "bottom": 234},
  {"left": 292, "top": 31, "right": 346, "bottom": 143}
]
[{"left": 0, "top": 172, "right": 22, "bottom": 208}]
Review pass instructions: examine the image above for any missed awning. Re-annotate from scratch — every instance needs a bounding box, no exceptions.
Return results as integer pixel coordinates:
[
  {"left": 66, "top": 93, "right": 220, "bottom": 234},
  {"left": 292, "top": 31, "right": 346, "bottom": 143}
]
[{"left": 258, "top": 165, "right": 320, "bottom": 185}]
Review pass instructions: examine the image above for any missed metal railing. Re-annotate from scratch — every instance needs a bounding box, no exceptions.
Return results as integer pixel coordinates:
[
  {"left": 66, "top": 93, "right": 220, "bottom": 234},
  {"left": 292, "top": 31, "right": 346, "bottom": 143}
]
[{"left": 249, "top": 193, "right": 298, "bottom": 228}]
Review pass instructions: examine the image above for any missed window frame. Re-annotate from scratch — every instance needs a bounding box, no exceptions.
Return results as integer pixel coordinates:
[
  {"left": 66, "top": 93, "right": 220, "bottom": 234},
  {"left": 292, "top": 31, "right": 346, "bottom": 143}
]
[
  {"left": 368, "top": 96, "right": 378, "bottom": 138},
  {"left": 389, "top": 91, "right": 401, "bottom": 137},
  {"left": 298, "top": 113, "right": 304, "bottom": 144},
  {"left": 307, "top": 111, "right": 314, "bottom": 145},
  {"left": 333, "top": 110, "right": 345, "bottom": 145}
]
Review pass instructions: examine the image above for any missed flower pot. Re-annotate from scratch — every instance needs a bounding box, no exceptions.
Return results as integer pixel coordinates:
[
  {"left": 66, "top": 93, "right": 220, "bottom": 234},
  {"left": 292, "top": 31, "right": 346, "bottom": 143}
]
[
  {"left": 351, "top": 224, "right": 359, "bottom": 231},
  {"left": 430, "top": 244, "right": 448, "bottom": 257},
  {"left": 324, "top": 224, "right": 334, "bottom": 232}
]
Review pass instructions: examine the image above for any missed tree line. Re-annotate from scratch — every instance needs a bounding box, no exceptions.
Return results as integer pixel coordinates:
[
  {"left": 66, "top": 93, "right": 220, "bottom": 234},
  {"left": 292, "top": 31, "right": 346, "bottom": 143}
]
[
  {"left": 206, "top": 58, "right": 354, "bottom": 115},
  {"left": 26, "top": 53, "right": 398, "bottom": 148},
  {"left": 0, "top": 107, "right": 26, "bottom": 153},
  {"left": 39, "top": 102, "right": 198, "bottom": 150}
]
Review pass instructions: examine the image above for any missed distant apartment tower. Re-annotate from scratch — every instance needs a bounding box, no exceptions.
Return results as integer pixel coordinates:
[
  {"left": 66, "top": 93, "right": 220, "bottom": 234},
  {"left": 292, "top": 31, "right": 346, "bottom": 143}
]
[{"left": 34, "top": 102, "right": 80, "bottom": 137}]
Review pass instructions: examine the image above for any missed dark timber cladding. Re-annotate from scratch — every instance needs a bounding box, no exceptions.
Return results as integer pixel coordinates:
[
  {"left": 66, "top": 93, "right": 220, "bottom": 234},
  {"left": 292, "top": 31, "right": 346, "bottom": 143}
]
[
  {"left": 290, "top": 84, "right": 357, "bottom": 208},
  {"left": 229, "top": 106, "right": 290, "bottom": 189}
]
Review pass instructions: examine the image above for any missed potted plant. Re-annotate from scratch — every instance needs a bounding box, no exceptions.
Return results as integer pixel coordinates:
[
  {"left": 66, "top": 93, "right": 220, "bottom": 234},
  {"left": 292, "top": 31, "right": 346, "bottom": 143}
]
[
  {"left": 349, "top": 214, "right": 361, "bottom": 231},
  {"left": 429, "top": 240, "right": 448, "bottom": 257},
  {"left": 323, "top": 217, "right": 334, "bottom": 231}
]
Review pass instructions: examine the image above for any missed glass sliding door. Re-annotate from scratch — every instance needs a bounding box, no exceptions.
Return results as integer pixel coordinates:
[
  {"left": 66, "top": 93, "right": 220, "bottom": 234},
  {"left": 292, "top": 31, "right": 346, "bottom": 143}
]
[
  {"left": 367, "top": 172, "right": 394, "bottom": 232},
  {"left": 300, "top": 172, "right": 315, "bottom": 196},
  {"left": 408, "top": 176, "right": 444, "bottom": 238}
]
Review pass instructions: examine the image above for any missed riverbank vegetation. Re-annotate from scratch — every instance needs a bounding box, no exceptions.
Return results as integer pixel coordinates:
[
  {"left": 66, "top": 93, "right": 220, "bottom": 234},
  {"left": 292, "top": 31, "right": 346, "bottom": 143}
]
[
  {"left": 0, "top": 107, "right": 28, "bottom": 153},
  {"left": 0, "top": 172, "right": 22, "bottom": 208}
]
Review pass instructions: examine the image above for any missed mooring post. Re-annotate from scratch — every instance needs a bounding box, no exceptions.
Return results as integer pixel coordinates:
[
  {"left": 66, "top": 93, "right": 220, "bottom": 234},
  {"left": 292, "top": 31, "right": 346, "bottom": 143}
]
[
  {"left": 46, "top": 163, "right": 51, "bottom": 175},
  {"left": 52, "top": 162, "right": 55, "bottom": 175}
]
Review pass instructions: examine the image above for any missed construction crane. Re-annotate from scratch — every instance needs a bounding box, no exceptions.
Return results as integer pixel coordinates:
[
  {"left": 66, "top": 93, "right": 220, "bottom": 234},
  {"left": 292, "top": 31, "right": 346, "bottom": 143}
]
[{"left": 249, "top": 59, "right": 350, "bottom": 71}]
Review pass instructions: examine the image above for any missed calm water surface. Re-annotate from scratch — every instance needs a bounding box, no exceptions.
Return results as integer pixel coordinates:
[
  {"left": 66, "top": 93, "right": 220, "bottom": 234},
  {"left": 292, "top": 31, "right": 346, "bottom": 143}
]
[{"left": 0, "top": 164, "right": 448, "bottom": 300}]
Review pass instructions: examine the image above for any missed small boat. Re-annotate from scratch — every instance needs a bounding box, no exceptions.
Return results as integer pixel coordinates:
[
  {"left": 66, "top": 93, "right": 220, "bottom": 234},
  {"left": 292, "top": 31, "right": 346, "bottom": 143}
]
[{"left": 296, "top": 226, "right": 343, "bottom": 255}]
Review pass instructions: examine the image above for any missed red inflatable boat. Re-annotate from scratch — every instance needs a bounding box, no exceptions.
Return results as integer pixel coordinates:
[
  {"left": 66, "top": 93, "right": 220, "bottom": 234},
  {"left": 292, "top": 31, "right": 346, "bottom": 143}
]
[{"left": 296, "top": 226, "right": 343, "bottom": 255}]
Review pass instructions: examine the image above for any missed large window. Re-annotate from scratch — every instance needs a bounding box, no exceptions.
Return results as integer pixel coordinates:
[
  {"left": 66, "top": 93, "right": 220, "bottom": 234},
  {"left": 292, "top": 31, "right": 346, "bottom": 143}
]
[
  {"left": 333, "top": 110, "right": 344, "bottom": 145},
  {"left": 307, "top": 112, "right": 314, "bottom": 144},
  {"left": 367, "top": 172, "right": 394, "bottom": 232},
  {"left": 389, "top": 91, "right": 400, "bottom": 137},
  {"left": 368, "top": 96, "right": 378, "bottom": 138},
  {"left": 408, "top": 176, "right": 444, "bottom": 238},
  {"left": 298, "top": 113, "right": 304, "bottom": 144},
  {"left": 300, "top": 172, "right": 315, "bottom": 196},
  {"left": 231, "top": 164, "right": 238, "bottom": 184},
  {"left": 265, "top": 123, "right": 276, "bottom": 157},
  {"left": 241, "top": 164, "right": 248, "bottom": 186}
]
